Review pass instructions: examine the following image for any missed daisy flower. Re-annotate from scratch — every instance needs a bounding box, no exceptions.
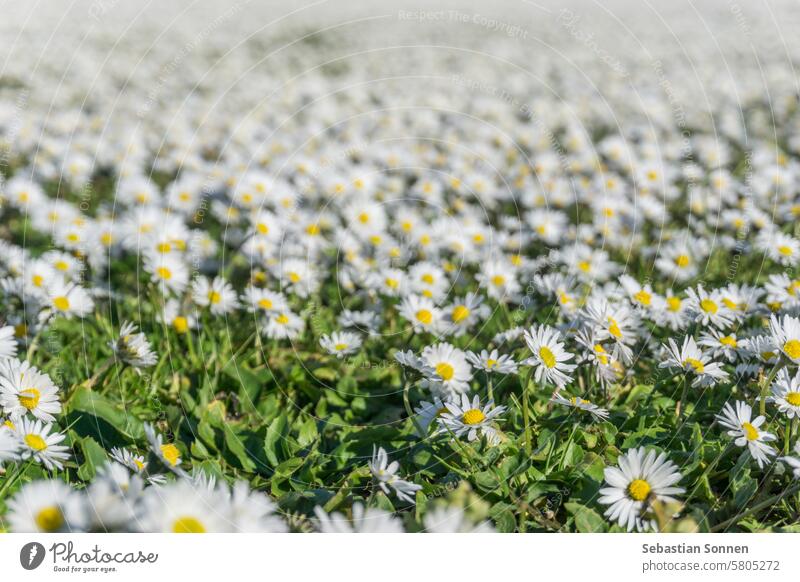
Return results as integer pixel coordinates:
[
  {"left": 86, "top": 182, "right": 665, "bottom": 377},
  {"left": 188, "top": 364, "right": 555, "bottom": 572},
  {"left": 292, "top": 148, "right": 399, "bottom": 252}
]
[
  {"left": 319, "top": 331, "right": 362, "bottom": 358},
  {"left": 263, "top": 310, "right": 305, "bottom": 340},
  {"left": 769, "top": 314, "right": 800, "bottom": 364},
  {"left": 160, "top": 299, "right": 197, "bottom": 335},
  {"left": 398, "top": 294, "right": 442, "bottom": 334},
  {"left": 368, "top": 446, "right": 422, "bottom": 503},
  {"left": 109, "top": 446, "right": 166, "bottom": 485},
  {"left": 437, "top": 394, "right": 506, "bottom": 445},
  {"left": 698, "top": 329, "right": 741, "bottom": 362},
  {"left": 466, "top": 348, "right": 518, "bottom": 375},
  {"left": 138, "top": 479, "right": 232, "bottom": 532},
  {"left": 598, "top": 447, "right": 685, "bottom": 532},
  {"left": 552, "top": 393, "right": 609, "bottom": 420},
  {"left": 111, "top": 321, "right": 157, "bottom": 370},
  {"left": 0, "top": 359, "right": 62, "bottom": 422},
  {"left": 419, "top": 343, "right": 473, "bottom": 397},
  {"left": 523, "top": 324, "right": 576, "bottom": 388},
  {"left": 659, "top": 336, "right": 729, "bottom": 387},
  {"left": 45, "top": 280, "right": 94, "bottom": 320},
  {"left": 715, "top": 401, "right": 777, "bottom": 469},
  {"left": 686, "top": 286, "right": 734, "bottom": 329},
  {"left": 192, "top": 276, "right": 239, "bottom": 315},
  {"left": 476, "top": 260, "right": 520, "bottom": 301},
  {"left": 768, "top": 368, "right": 800, "bottom": 419},
  {"left": 14, "top": 418, "right": 70, "bottom": 470},
  {"left": 443, "top": 292, "right": 488, "bottom": 337},
  {"left": 144, "top": 422, "right": 186, "bottom": 476},
  {"left": 6, "top": 480, "right": 87, "bottom": 533},
  {"left": 145, "top": 253, "right": 190, "bottom": 295},
  {"left": 314, "top": 503, "right": 404, "bottom": 533},
  {"left": 242, "top": 286, "right": 288, "bottom": 315}
]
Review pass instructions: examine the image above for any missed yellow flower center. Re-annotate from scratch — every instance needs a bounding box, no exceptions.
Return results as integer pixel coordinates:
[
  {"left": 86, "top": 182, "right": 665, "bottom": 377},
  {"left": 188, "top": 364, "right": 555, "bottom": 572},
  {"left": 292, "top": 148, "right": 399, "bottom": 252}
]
[
  {"left": 157, "top": 266, "right": 172, "bottom": 280},
  {"left": 683, "top": 358, "right": 705, "bottom": 374},
  {"left": 358, "top": 212, "right": 370, "bottom": 224},
  {"left": 334, "top": 343, "right": 348, "bottom": 351},
  {"left": 608, "top": 317, "right": 622, "bottom": 339},
  {"left": 421, "top": 273, "right": 434, "bottom": 285},
  {"left": 25, "top": 433, "right": 48, "bottom": 451},
  {"left": 700, "top": 298, "right": 718, "bottom": 314},
  {"left": 785, "top": 392, "right": 800, "bottom": 407},
  {"left": 275, "top": 314, "right": 290, "bottom": 325},
  {"left": 462, "top": 408, "right": 486, "bottom": 425},
  {"left": 385, "top": 278, "right": 399, "bottom": 289},
  {"left": 257, "top": 223, "right": 269, "bottom": 235},
  {"left": 133, "top": 458, "right": 145, "bottom": 471},
  {"left": 305, "top": 224, "right": 320, "bottom": 236},
  {"left": 172, "top": 517, "right": 206, "bottom": 533},
  {"left": 53, "top": 296, "right": 70, "bottom": 311},
  {"left": 667, "top": 296, "right": 681, "bottom": 312},
  {"left": 160, "top": 443, "right": 180, "bottom": 466},
  {"left": 156, "top": 242, "right": 171, "bottom": 253},
  {"left": 577, "top": 260, "right": 591, "bottom": 272},
  {"left": 416, "top": 309, "right": 432, "bottom": 325},
  {"left": 778, "top": 245, "right": 793, "bottom": 256},
  {"left": 18, "top": 388, "right": 41, "bottom": 410},
  {"left": 675, "top": 254, "right": 690, "bottom": 267},
  {"left": 491, "top": 275, "right": 506, "bottom": 286},
  {"left": 627, "top": 479, "right": 651, "bottom": 501},
  {"left": 32, "top": 274, "right": 44, "bottom": 287},
  {"left": 722, "top": 298, "right": 738, "bottom": 310},
  {"left": 486, "top": 359, "right": 497, "bottom": 368},
  {"left": 172, "top": 316, "right": 188, "bottom": 334},
  {"left": 451, "top": 305, "right": 470, "bottom": 323},
  {"left": 258, "top": 298, "right": 273, "bottom": 310},
  {"left": 208, "top": 291, "right": 221, "bottom": 304},
  {"left": 741, "top": 422, "right": 759, "bottom": 441},
  {"left": 35, "top": 506, "right": 64, "bottom": 532},
  {"left": 539, "top": 346, "right": 556, "bottom": 368},
  {"left": 719, "top": 335, "right": 737, "bottom": 348},
  {"left": 634, "top": 290, "right": 652, "bottom": 306},
  {"left": 784, "top": 339, "right": 800, "bottom": 360},
  {"left": 288, "top": 272, "right": 301, "bottom": 283},
  {"left": 436, "top": 362, "right": 455, "bottom": 381}
]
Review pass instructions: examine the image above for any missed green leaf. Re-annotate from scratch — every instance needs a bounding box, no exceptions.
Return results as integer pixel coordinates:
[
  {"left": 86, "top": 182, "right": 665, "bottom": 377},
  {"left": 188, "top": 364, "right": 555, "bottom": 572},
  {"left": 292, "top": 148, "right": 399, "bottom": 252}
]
[
  {"left": 565, "top": 502, "right": 607, "bottom": 532},
  {"left": 66, "top": 386, "right": 143, "bottom": 441},
  {"left": 264, "top": 413, "right": 289, "bottom": 466},
  {"left": 76, "top": 436, "right": 108, "bottom": 481},
  {"left": 222, "top": 425, "right": 257, "bottom": 472}
]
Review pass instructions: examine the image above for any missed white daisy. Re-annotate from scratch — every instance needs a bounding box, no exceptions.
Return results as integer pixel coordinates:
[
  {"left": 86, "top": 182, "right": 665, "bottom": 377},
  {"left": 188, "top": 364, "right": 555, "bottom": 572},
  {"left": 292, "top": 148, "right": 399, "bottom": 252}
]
[
  {"left": 7, "top": 479, "right": 87, "bottom": 532},
  {"left": 523, "top": 324, "right": 576, "bottom": 388},
  {"left": 552, "top": 393, "right": 609, "bottom": 420},
  {"left": 14, "top": 417, "right": 70, "bottom": 470},
  {"left": 368, "top": 446, "right": 422, "bottom": 503},
  {"left": 466, "top": 348, "right": 519, "bottom": 375},
  {"left": 715, "top": 401, "right": 777, "bottom": 469},
  {"left": 598, "top": 447, "right": 685, "bottom": 532},
  {"left": 0, "top": 358, "right": 62, "bottom": 422},
  {"left": 768, "top": 368, "right": 800, "bottom": 419},
  {"left": 111, "top": 321, "right": 157, "bottom": 370},
  {"left": 769, "top": 314, "right": 800, "bottom": 364},
  {"left": 314, "top": 503, "right": 404, "bottom": 533},
  {"left": 419, "top": 343, "right": 473, "bottom": 397},
  {"left": 319, "top": 331, "right": 362, "bottom": 358},
  {"left": 437, "top": 394, "right": 506, "bottom": 445},
  {"left": 659, "top": 336, "right": 729, "bottom": 387},
  {"left": 192, "top": 276, "right": 239, "bottom": 315}
]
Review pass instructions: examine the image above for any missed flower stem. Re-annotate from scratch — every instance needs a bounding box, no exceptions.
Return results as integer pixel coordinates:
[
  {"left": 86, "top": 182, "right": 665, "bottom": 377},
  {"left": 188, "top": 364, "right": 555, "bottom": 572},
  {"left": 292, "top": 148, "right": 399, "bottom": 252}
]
[
  {"left": 759, "top": 361, "right": 782, "bottom": 417},
  {"left": 522, "top": 369, "right": 533, "bottom": 455}
]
